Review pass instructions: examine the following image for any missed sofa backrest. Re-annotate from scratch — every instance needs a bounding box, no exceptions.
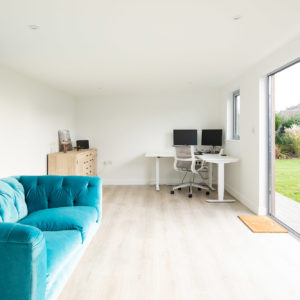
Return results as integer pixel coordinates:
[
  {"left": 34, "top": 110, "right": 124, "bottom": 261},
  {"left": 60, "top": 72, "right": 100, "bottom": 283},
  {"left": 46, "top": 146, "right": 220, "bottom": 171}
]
[
  {"left": 0, "top": 177, "right": 28, "bottom": 222},
  {"left": 16, "top": 176, "right": 101, "bottom": 219}
]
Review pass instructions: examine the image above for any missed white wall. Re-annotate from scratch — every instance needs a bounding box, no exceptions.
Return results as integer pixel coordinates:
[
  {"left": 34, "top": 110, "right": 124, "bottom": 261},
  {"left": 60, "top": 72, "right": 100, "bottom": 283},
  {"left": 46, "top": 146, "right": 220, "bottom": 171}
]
[
  {"left": 220, "top": 34, "right": 300, "bottom": 214},
  {"left": 0, "top": 65, "right": 76, "bottom": 177},
  {"left": 76, "top": 91, "right": 222, "bottom": 185}
]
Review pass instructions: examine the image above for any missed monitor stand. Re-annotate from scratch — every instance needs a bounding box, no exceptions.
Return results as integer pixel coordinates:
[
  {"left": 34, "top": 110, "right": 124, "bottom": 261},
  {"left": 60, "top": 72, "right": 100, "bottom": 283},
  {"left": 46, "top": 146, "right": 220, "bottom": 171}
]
[{"left": 211, "top": 146, "right": 220, "bottom": 154}]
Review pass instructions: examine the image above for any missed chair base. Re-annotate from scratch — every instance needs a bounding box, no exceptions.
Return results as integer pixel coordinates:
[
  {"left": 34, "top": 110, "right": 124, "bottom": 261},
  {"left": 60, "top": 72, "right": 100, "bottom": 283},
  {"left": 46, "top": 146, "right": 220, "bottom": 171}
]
[
  {"left": 171, "top": 182, "right": 210, "bottom": 197},
  {"left": 206, "top": 199, "right": 236, "bottom": 203}
]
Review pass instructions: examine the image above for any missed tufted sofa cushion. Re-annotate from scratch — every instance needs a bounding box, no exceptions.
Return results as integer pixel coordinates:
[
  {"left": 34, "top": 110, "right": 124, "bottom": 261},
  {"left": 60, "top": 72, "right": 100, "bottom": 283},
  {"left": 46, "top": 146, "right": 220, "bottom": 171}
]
[
  {"left": 0, "top": 177, "right": 28, "bottom": 222},
  {"left": 16, "top": 175, "right": 101, "bottom": 220}
]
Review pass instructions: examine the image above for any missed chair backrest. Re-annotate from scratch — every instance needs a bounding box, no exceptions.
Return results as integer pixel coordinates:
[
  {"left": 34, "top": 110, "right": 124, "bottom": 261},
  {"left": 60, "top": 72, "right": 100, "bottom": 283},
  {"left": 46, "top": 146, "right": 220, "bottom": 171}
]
[{"left": 173, "top": 146, "right": 195, "bottom": 172}]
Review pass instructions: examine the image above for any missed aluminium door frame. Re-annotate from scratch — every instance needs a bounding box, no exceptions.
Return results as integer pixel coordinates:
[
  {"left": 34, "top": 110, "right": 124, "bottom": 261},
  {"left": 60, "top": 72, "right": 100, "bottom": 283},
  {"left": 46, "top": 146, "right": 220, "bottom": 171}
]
[{"left": 267, "top": 57, "right": 300, "bottom": 239}]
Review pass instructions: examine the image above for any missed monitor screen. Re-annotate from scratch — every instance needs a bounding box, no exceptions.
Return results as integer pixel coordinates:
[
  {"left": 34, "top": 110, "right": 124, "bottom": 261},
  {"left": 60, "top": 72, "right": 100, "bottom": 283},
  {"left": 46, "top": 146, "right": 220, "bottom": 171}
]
[
  {"left": 201, "top": 129, "right": 222, "bottom": 146},
  {"left": 173, "top": 129, "right": 198, "bottom": 146}
]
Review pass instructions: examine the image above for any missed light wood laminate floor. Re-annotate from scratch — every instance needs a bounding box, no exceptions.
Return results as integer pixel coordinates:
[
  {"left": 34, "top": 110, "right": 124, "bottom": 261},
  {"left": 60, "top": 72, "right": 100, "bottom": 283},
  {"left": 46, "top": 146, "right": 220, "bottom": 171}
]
[{"left": 59, "top": 185, "right": 300, "bottom": 300}]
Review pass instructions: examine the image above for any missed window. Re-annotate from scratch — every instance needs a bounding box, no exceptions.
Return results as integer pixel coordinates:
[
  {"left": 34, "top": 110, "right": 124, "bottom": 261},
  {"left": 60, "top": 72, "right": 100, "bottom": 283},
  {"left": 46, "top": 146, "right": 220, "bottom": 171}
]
[{"left": 232, "top": 90, "right": 240, "bottom": 140}]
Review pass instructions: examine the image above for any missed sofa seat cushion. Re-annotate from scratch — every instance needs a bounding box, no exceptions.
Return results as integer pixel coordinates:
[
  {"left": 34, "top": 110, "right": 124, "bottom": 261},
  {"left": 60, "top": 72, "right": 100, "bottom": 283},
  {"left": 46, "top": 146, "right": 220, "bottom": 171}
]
[
  {"left": 44, "top": 230, "right": 81, "bottom": 289},
  {"left": 18, "top": 206, "right": 97, "bottom": 242}
]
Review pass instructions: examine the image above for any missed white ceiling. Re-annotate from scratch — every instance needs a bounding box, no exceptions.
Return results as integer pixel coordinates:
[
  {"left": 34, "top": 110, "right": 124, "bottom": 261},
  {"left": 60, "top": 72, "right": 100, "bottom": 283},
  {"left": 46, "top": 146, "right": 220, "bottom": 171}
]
[{"left": 0, "top": 0, "right": 300, "bottom": 97}]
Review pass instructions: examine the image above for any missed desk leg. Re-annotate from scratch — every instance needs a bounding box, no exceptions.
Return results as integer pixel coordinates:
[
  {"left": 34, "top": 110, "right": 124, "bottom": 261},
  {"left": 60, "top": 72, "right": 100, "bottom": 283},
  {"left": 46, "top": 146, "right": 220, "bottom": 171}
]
[
  {"left": 155, "top": 157, "right": 160, "bottom": 191},
  {"left": 208, "top": 162, "right": 215, "bottom": 191},
  {"left": 206, "top": 163, "right": 235, "bottom": 203}
]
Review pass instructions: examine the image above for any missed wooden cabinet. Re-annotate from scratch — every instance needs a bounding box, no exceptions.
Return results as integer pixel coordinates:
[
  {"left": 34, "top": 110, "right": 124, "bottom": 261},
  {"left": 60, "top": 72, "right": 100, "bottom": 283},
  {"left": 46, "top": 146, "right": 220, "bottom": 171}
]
[{"left": 48, "top": 149, "right": 97, "bottom": 176}]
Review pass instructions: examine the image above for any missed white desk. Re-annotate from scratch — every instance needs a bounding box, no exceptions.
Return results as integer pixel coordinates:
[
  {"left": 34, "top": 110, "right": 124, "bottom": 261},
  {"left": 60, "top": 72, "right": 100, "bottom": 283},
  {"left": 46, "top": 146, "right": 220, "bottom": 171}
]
[{"left": 145, "top": 151, "right": 239, "bottom": 203}]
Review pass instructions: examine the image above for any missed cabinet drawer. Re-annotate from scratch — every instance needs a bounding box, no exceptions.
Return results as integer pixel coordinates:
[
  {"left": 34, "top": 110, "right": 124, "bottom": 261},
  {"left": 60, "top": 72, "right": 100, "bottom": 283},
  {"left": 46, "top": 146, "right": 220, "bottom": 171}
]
[{"left": 48, "top": 149, "right": 97, "bottom": 176}]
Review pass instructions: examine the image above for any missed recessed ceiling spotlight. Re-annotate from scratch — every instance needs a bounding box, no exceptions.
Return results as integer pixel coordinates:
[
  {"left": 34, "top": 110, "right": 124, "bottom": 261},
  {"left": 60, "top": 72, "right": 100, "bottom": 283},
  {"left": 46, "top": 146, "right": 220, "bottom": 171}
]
[
  {"left": 233, "top": 15, "right": 242, "bottom": 21},
  {"left": 29, "top": 24, "right": 40, "bottom": 30}
]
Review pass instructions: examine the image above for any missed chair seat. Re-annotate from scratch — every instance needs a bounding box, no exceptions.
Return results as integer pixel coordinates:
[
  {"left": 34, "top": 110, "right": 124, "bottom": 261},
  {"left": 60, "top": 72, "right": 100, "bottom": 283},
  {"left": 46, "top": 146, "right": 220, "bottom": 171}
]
[
  {"left": 195, "top": 165, "right": 208, "bottom": 171},
  {"left": 18, "top": 206, "right": 98, "bottom": 242}
]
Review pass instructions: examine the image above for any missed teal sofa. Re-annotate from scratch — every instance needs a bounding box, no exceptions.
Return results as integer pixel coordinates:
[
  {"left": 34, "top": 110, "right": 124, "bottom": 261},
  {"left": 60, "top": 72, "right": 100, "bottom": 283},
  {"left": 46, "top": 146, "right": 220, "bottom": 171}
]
[{"left": 0, "top": 175, "right": 102, "bottom": 300}]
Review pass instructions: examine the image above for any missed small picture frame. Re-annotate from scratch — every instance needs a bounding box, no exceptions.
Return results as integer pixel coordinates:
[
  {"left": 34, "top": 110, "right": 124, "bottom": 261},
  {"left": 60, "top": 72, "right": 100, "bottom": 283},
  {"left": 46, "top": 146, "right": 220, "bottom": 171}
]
[{"left": 58, "top": 130, "right": 73, "bottom": 152}]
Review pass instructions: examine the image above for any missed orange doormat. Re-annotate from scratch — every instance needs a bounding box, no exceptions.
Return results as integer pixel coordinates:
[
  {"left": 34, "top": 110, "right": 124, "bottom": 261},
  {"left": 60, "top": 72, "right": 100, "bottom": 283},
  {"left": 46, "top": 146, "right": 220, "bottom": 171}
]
[{"left": 238, "top": 215, "right": 288, "bottom": 233}]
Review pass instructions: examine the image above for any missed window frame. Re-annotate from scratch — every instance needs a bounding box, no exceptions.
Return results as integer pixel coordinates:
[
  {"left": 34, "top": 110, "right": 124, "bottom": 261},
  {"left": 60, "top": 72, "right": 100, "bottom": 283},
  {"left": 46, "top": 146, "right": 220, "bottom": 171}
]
[{"left": 232, "top": 90, "right": 240, "bottom": 140}]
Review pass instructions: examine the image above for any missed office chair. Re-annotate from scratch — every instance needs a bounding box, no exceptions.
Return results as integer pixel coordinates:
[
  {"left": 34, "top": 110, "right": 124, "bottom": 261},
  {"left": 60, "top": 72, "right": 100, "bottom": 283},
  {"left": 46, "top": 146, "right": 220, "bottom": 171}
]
[{"left": 170, "top": 145, "right": 210, "bottom": 198}]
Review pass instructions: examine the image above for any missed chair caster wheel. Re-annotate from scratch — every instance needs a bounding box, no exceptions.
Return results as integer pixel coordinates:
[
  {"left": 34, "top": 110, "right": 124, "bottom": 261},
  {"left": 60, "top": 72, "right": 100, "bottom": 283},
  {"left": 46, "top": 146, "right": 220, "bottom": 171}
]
[
  {"left": 206, "top": 191, "right": 210, "bottom": 195},
  {"left": 178, "top": 188, "right": 181, "bottom": 190},
  {"left": 170, "top": 190, "right": 174, "bottom": 195},
  {"left": 188, "top": 194, "right": 192, "bottom": 198},
  {"left": 198, "top": 188, "right": 201, "bottom": 191}
]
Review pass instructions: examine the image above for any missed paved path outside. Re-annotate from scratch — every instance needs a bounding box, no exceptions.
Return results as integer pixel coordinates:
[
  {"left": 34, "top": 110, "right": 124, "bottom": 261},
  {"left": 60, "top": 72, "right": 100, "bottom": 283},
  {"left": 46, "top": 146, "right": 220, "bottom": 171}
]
[{"left": 275, "top": 192, "right": 300, "bottom": 233}]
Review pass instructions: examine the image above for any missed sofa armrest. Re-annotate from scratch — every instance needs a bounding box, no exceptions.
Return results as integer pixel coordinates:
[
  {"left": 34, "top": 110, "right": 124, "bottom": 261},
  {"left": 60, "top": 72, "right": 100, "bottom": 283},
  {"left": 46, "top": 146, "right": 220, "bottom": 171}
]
[{"left": 0, "top": 223, "right": 47, "bottom": 300}]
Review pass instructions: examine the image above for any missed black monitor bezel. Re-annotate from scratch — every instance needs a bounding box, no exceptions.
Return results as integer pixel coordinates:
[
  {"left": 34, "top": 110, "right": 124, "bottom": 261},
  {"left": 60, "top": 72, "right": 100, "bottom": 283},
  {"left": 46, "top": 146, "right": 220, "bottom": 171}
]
[
  {"left": 173, "top": 129, "right": 198, "bottom": 146},
  {"left": 201, "top": 129, "right": 222, "bottom": 146}
]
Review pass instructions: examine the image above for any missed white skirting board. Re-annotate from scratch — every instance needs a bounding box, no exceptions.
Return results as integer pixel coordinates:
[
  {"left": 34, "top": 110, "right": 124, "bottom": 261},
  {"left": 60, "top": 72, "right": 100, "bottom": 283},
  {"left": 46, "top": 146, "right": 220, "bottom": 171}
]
[
  {"left": 225, "top": 183, "right": 267, "bottom": 214},
  {"left": 102, "top": 178, "right": 218, "bottom": 186}
]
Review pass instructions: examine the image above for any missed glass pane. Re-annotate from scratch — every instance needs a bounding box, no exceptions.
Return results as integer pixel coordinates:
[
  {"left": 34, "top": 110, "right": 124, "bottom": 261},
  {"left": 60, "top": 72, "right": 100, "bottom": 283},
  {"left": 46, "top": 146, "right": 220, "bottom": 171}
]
[
  {"left": 233, "top": 93, "right": 240, "bottom": 140},
  {"left": 236, "top": 95, "right": 240, "bottom": 138}
]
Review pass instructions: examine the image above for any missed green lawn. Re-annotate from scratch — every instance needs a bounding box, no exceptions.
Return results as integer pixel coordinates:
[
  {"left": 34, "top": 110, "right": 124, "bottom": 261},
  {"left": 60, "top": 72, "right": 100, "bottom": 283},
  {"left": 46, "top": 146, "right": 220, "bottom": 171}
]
[{"left": 275, "top": 158, "right": 300, "bottom": 203}]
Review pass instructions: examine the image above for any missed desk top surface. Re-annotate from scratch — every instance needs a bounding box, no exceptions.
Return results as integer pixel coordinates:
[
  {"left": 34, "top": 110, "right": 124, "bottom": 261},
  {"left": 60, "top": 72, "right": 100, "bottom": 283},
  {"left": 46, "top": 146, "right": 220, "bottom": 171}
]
[{"left": 145, "top": 151, "right": 239, "bottom": 163}]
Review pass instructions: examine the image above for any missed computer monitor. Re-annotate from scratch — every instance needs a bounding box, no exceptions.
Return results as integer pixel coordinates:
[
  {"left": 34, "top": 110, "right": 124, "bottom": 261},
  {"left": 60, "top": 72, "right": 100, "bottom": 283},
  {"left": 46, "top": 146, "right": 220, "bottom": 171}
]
[
  {"left": 173, "top": 129, "right": 197, "bottom": 146},
  {"left": 201, "top": 129, "right": 222, "bottom": 146}
]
